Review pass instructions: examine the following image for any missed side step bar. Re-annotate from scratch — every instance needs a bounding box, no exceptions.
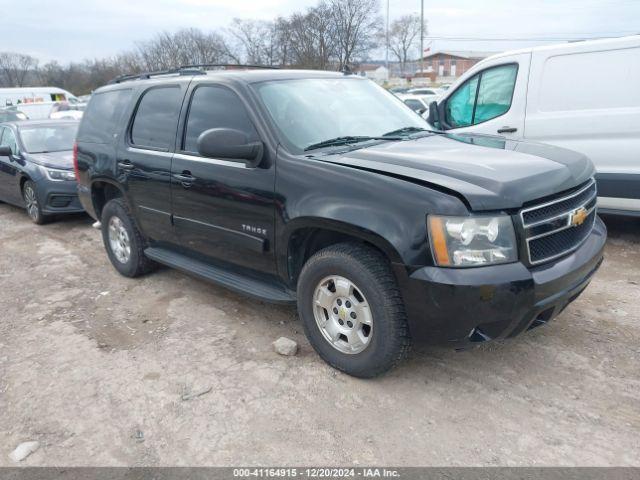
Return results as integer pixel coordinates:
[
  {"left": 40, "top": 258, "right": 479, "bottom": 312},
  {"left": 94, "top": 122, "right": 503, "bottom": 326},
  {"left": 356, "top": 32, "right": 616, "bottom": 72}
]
[{"left": 144, "top": 247, "right": 296, "bottom": 304}]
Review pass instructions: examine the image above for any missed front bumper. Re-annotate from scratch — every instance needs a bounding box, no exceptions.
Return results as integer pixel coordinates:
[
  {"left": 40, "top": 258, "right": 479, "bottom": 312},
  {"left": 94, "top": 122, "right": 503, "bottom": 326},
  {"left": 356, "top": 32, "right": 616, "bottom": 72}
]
[
  {"left": 396, "top": 216, "right": 607, "bottom": 346},
  {"left": 36, "top": 178, "right": 85, "bottom": 215}
]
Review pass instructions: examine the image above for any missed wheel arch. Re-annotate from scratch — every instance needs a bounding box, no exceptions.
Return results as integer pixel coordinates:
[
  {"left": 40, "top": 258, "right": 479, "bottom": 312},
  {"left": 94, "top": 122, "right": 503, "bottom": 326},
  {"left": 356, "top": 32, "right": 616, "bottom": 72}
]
[
  {"left": 90, "top": 178, "right": 127, "bottom": 220},
  {"left": 281, "top": 218, "right": 405, "bottom": 287}
]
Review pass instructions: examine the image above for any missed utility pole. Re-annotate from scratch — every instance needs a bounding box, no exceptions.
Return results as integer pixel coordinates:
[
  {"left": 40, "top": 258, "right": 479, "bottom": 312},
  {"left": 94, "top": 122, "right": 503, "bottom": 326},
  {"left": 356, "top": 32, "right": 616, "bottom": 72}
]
[
  {"left": 385, "top": 0, "right": 390, "bottom": 72},
  {"left": 420, "top": 0, "right": 424, "bottom": 77}
]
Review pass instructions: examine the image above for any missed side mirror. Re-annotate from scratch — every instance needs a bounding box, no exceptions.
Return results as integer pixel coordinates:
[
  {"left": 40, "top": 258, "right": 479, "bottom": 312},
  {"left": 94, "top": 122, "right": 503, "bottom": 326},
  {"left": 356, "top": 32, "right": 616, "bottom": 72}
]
[
  {"left": 0, "top": 146, "right": 12, "bottom": 158},
  {"left": 197, "top": 128, "right": 263, "bottom": 167},
  {"left": 427, "top": 101, "right": 440, "bottom": 127}
]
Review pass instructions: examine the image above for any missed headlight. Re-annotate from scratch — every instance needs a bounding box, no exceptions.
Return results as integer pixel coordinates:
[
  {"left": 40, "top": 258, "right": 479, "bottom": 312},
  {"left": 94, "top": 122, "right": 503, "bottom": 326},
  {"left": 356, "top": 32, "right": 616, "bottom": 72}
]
[
  {"left": 428, "top": 215, "right": 517, "bottom": 267},
  {"left": 43, "top": 167, "right": 76, "bottom": 181}
]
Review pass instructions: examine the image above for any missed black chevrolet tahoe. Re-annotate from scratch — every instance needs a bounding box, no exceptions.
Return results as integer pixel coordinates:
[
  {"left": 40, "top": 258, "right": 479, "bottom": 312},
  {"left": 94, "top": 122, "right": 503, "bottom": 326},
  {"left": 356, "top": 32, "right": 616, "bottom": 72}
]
[{"left": 74, "top": 67, "right": 606, "bottom": 377}]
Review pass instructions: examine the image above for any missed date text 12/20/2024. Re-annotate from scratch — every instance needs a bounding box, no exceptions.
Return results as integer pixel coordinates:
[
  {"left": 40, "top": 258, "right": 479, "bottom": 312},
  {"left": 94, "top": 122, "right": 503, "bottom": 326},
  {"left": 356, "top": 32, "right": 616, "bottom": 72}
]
[{"left": 233, "top": 468, "right": 400, "bottom": 478}]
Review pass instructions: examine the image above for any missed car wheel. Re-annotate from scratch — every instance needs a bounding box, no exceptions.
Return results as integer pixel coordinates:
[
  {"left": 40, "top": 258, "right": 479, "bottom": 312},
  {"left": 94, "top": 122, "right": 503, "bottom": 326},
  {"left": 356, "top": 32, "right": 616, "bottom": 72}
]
[
  {"left": 101, "top": 198, "right": 155, "bottom": 277},
  {"left": 297, "top": 242, "right": 411, "bottom": 378},
  {"left": 22, "top": 180, "right": 48, "bottom": 225}
]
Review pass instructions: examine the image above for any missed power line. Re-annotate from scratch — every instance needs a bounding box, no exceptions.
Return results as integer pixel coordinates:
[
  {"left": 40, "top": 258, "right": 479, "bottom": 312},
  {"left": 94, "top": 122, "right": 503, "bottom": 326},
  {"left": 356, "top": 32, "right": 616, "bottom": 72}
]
[{"left": 424, "top": 31, "right": 640, "bottom": 42}]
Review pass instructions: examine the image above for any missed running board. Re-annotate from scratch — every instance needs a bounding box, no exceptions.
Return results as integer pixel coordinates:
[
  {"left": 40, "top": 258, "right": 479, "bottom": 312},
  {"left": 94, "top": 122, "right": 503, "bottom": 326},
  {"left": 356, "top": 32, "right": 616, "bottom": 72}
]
[{"left": 144, "top": 247, "right": 296, "bottom": 304}]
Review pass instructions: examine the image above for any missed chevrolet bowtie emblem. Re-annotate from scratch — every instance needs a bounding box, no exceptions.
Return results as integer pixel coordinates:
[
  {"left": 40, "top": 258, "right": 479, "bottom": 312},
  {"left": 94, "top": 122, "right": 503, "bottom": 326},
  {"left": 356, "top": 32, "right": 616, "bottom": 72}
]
[{"left": 570, "top": 207, "right": 588, "bottom": 227}]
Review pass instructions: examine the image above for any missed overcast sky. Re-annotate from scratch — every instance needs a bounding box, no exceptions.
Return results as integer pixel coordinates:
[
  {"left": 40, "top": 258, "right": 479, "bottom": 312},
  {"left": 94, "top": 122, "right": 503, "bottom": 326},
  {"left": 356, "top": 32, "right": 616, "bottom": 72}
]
[{"left": 2, "top": 0, "right": 639, "bottom": 63}]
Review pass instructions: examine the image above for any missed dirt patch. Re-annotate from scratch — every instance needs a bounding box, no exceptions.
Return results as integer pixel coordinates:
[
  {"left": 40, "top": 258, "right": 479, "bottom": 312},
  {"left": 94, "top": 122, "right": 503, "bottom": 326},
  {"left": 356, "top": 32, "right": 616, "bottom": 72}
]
[{"left": 0, "top": 204, "right": 638, "bottom": 466}]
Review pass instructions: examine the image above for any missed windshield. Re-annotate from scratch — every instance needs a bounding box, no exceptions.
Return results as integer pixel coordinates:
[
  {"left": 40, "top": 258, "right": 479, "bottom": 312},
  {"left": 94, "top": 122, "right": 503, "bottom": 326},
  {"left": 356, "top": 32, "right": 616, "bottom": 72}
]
[
  {"left": 20, "top": 124, "right": 78, "bottom": 153},
  {"left": 255, "top": 78, "right": 428, "bottom": 153}
]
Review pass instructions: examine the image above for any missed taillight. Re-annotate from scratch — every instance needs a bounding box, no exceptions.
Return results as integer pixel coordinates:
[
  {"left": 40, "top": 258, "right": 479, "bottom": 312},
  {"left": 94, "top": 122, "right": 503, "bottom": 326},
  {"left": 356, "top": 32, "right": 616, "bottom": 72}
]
[{"left": 72, "top": 142, "right": 79, "bottom": 180}]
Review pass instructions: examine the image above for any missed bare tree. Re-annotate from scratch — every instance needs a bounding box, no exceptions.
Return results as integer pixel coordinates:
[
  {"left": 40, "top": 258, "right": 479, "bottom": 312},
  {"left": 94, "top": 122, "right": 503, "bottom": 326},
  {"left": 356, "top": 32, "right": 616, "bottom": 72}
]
[
  {"left": 0, "top": 52, "right": 39, "bottom": 87},
  {"left": 228, "top": 19, "right": 274, "bottom": 65},
  {"left": 388, "top": 14, "right": 426, "bottom": 74},
  {"left": 1, "top": 0, "right": 388, "bottom": 94},
  {"left": 136, "top": 28, "right": 236, "bottom": 71},
  {"left": 328, "top": 0, "right": 381, "bottom": 70},
  {"left": 288, "top": 3, "right": 337, "bottom": 69}
]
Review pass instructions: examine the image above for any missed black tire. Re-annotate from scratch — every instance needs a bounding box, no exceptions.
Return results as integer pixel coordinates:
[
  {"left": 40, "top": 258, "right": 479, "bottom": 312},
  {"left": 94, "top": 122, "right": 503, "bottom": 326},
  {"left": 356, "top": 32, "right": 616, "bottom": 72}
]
[
  {"left": 22, "top": 180, "right": 49, "bottom": 225},
  {"left": 100, "top": 198, "right": 155, "bottom": 277},
  {"left": 297, "top": 242, "right": 411, "bottom": 378}
]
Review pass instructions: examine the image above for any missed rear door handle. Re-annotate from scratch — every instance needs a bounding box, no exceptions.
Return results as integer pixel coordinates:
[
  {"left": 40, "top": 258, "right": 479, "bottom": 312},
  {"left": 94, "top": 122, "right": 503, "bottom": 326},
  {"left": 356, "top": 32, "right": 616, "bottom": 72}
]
[
  {"left": 118, "top": 160, "right": 134, "bottom": 171},
  {"left": 173, "top": 171, "right": 196, "bottom": 188},
  {"left": 497, "top": 126, "right": 518, "bottom": 134}
]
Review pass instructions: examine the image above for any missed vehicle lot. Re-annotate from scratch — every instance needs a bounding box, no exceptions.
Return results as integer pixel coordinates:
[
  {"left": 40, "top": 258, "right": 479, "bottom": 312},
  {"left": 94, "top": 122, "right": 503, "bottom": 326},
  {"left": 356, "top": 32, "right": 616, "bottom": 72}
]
[{"left": 0, "top": 203, "right": 638, "bottom": 466}]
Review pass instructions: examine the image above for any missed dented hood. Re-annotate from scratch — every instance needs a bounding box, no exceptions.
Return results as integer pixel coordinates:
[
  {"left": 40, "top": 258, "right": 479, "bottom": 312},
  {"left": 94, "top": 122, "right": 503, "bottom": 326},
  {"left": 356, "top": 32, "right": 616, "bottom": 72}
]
[{"left": 316, "top": 133, "right": 594, "bottom": 211}]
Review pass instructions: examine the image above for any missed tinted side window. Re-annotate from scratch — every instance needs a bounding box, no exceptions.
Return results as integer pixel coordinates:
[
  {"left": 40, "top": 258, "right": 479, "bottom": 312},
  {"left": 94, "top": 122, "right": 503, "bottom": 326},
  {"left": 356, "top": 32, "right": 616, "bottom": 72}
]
[
  {"left": 77, "top": 89, "right": 132, "bottom": 143},
  {"left": 445, "top": 64, "right": 517, "bottom": 128},
  {"left": 183, "top": 85, "right": 258, "bottom": 153},
  {"left": 404, "top": 99, "right": 423, "bottom": 112},
  {"left": 446, "top": 75, "right": 479, "bottom": 127},
  {"left": 131, "top": 86, "right": 183, "bottom": 150},
  {"left": 474, "top": 64, "right": 517, "bottom": 123},
  {"left": 0, "top": 128, "right": 17, "bottom": 155}
]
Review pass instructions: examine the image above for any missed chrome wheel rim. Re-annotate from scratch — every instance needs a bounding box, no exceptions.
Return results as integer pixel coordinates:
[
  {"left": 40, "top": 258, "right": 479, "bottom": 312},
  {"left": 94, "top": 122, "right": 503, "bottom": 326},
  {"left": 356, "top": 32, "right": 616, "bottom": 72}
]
[
  {"left": 23, "top": 185, "right": 39, "bottom": 221},
  {"left": 312, "top": 275, "right": 373, "bottom": 355},
  {"left": 108, "top": 216, "right": 131, "bottom": 264}
]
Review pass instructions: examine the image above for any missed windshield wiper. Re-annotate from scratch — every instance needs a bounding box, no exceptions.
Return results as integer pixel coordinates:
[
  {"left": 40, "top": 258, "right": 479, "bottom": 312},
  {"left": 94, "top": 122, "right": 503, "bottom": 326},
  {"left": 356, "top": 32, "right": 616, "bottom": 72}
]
[
  {"left": 304, "top": 135, "right": 404, "bottom": 152},
  {"left": 381, "top": 126, "right": 429, "bottom": 137},
  {"left": 304, "top": 136, "right": 379, "bottom": 151}
]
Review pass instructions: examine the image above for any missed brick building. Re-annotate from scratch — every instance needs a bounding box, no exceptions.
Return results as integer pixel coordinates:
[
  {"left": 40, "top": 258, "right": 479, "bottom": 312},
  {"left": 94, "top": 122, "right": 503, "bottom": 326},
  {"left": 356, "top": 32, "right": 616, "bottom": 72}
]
[{"left": 417, "top": 51, "right": 496, "bottom": 82}]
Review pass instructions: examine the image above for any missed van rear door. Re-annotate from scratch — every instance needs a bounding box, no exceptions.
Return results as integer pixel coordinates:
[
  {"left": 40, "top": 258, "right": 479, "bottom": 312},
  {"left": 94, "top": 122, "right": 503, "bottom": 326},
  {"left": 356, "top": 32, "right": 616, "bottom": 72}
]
[{"left": 433, "top": 52, "right": 531, "bottom": 139}]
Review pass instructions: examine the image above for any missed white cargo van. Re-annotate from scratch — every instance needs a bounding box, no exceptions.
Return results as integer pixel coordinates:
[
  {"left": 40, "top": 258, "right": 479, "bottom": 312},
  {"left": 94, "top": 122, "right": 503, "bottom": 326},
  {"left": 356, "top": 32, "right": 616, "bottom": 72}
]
[
  {"left": 0, "top": 87, "right": 79, "bottom": 120},
  {"left": 427, "top": 35, "right": 640, "bottom": 216}
]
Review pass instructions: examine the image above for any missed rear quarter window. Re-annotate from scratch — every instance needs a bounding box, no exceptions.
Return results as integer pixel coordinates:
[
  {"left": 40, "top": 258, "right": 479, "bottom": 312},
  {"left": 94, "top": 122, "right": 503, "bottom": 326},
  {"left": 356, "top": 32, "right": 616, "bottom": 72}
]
[
  {"left": 130, "top": 86, "right": 183, "bottom": 150},
  {"left": 77, "top": 89, "right": 132, "bottom": 144}
]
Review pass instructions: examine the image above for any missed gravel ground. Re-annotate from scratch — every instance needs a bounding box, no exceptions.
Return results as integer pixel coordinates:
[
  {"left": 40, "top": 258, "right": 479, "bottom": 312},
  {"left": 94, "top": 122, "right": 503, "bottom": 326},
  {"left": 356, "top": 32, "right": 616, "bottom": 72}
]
[{"left": 0, "top": 202, "right": 638, "bottom": 467}]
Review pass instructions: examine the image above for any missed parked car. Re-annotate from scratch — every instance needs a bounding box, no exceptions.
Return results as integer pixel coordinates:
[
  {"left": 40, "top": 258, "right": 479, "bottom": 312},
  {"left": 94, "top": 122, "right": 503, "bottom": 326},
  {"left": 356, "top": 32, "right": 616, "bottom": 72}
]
[
  {"left": 389, "top": 86, "right": 411, "bottom": 95},
  {"left": 407, "top": 87, "right": 442, "bottom": 96},
  {"left": 427, "top": 35, "right": 640, "bottom": 216},
  {"left": 75, "top": 68, "right": 605, "bottom": 377},
  {"left": 397, "top": 94, "right": 430, "bottom": 114},
  {"left": 0, "top": 120, "right": 83, "bottom": 224},
  {"left": 0, "top": 107, "right": 28, "bottom": 122},
  {"left": 49, "top": 102, "right": 85, "bottom": 120}
]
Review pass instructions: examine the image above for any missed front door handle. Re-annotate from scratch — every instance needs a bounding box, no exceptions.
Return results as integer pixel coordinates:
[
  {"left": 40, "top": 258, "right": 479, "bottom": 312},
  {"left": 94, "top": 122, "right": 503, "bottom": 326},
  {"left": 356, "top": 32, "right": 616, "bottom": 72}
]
[
  {"left": 173, "top": 171, "right": 196, "bottom": 188},
  {"left": 118, "top": 160, "right": 134, "bottom": 171},
  {"left": 497, "top": 126, "right": 518, "bottom": 134}
]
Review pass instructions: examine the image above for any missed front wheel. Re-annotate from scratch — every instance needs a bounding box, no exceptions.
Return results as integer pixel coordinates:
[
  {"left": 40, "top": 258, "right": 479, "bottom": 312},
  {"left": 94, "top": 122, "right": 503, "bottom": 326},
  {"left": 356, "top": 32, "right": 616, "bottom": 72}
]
[
  {"left": 22, "top": 180, "right": 48, "bottom": 225},
  {"left": 297, "top": 243, "right": 411, "bottom": 378}
]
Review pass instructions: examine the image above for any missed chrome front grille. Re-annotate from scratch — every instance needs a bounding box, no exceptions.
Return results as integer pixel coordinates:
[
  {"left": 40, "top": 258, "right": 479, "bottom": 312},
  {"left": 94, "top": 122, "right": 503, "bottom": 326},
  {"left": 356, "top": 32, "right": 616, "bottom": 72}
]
[{"left": 520, "top": 179, "right": 597, "bottom": 265}]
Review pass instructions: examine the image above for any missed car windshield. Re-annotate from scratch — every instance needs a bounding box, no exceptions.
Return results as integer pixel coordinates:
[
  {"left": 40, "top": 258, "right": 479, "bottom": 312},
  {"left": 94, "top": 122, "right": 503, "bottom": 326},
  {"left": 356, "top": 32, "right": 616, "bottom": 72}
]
[
  {"left": 19, "top": 124, "right": 78, "bottom": 153},
  {"left": 255, "top": 78, "right": 428, "bottom": 153}
]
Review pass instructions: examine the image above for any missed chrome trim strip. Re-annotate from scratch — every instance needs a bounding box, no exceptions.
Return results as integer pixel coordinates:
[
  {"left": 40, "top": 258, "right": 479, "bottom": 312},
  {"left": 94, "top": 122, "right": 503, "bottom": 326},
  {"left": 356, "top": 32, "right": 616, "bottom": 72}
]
[
  {"left": 520, "top": 178, "right": 596, "bottom": 227},
  {"left": 173, "top": 152, "right": 246, "bottom": 169},
  {"left": 138, "top": 205, "right": 170, "bottom": 216}
]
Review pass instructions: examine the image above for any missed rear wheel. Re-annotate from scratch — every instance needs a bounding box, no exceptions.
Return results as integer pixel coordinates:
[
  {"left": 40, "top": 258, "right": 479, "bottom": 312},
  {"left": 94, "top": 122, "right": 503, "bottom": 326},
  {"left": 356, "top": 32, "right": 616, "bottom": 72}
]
[
  {"left": 297, "top": 242, "right": 411, "bottom": 378},
  {"left": 101, "top": 198, "right": 156, "bottom": 277},
  {"left": 22, "top": 180, "right": 48, "bottom": 225}
]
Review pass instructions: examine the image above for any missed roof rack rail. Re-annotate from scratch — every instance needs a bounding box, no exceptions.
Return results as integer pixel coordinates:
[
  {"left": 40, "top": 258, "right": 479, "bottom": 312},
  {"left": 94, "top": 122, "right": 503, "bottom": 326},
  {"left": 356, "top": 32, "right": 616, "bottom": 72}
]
[
  {"left": 108, "top": 64, "right": 279, "bottom": 84},
  {"left": 179, "top": 63, "right": 280, "bottom": 71},
  {"left": 108, "top": 68, "right": 198, "bottom": 84}
]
